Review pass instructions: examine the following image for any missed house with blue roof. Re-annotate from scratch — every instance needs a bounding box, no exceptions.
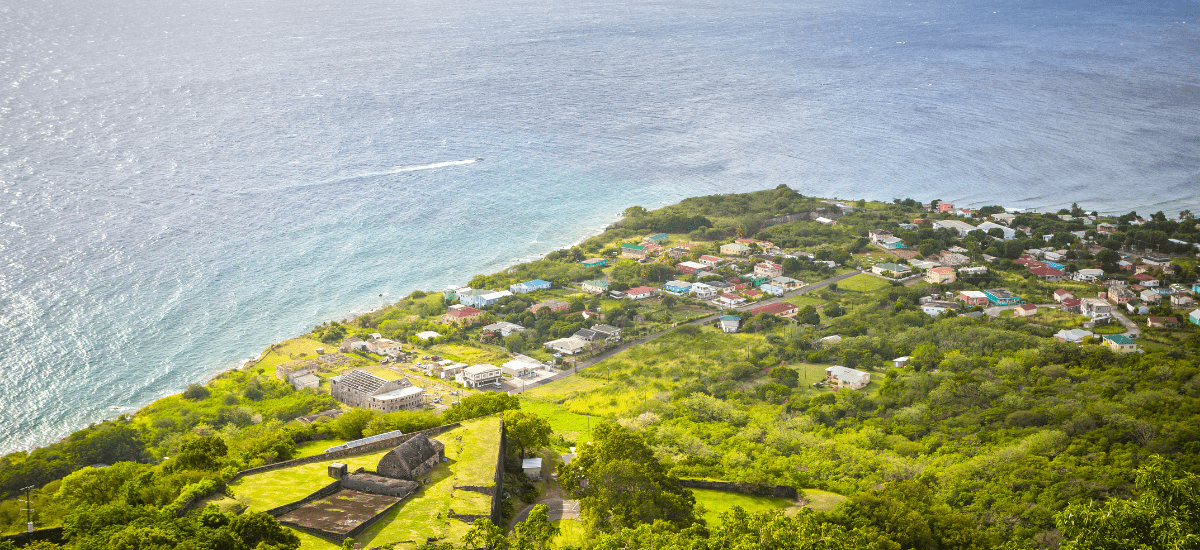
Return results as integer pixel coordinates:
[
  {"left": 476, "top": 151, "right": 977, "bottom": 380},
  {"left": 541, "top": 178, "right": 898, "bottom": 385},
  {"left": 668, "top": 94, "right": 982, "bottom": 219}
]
[
  {"left": 645, "top": 233, "right": 670, "bottom": 244},
  {"left": 510, "top": 279, "right": 552, "bottom": 294},
  {"left": 718, "top": 315, "right": 741, "bottom": 333},
  {"left": 663, "top": 280, "right": 692, "bottom": 295},
  {"left": 580, "top": 258, "right": 609, "bottom": 268}
]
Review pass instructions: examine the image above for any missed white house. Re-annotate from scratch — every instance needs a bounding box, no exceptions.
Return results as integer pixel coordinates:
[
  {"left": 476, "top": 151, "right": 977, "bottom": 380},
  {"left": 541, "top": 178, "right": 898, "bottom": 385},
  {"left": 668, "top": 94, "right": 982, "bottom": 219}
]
[
  {"left": 976, "top": 221, "right": 1016, "bottom": 240},
  {"left": 458, "top": 364, "right": 503, "bottom": 388},
  {"left": 932, "top": 219, "right": 977, "bottom": 237},
  {"left": 825, "top": 366, "right": 870, "bottom": 390},
  {"left": 543, "top": 336, "right": 591, "bottom": 355},
  {"left": 690, "top": 282, "right": 717, "bottom": 299}
]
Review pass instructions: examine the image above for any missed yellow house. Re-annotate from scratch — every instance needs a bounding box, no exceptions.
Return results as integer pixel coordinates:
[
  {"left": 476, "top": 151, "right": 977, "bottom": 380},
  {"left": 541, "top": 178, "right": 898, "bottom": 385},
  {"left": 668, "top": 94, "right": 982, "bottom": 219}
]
[
  {"left": 1102, "top": 334, "right": 1138, "bottom": 353},
  {"left": 720, "top": 242, "right": 751, "bottom": 256},
  {"left": 924, "top": 267, "right": 957, "bottom": 284}
]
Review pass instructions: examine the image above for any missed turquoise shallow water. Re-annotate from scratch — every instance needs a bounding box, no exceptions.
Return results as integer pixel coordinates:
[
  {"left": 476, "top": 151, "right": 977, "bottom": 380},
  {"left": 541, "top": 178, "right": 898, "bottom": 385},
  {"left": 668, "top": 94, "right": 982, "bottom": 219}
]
[{"left": 1, "top": 0, "right": 1197, "bottom": 453}]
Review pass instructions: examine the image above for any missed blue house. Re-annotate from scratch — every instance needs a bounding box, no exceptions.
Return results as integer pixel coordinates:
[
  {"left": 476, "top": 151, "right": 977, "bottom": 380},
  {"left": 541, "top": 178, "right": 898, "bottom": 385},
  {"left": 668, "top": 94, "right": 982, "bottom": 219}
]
[
  {"left": 510, "top": 279, "right": 552, "bottom": 294},
  {"left": 982, "top": 288, "right": 1025, "bottom": 306},
  {"left": 1191, "top": 309, "right": 1200, "bottom": 327},
  {"left": 759, "top": 283, "right": 785, "bottom": 296},
  {"left": 663, "top": 280, "right": 692, "bottom": 295},
  {"left": 1193, "top": 283, "right": 1200, "bottom": 294}
]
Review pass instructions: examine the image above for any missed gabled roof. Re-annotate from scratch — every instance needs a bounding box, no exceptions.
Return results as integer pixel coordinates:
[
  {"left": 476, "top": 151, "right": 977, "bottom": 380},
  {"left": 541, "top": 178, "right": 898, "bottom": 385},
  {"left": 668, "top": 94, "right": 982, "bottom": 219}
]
[
  {"left": 622, "top": 243, "right": 645, "bottom": 250},
  {"left": 750, "top": 302, "right": 799, "bottom": 316},
  {"left": 626, "top": 286, "right": 656, "bottom": 295},
  {"left": 1104, "top": 334, "right": 1136, "bottom": 345}
]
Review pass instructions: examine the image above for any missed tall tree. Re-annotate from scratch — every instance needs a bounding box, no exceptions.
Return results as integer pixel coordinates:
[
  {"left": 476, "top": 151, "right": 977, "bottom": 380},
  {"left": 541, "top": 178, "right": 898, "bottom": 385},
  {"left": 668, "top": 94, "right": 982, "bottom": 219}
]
[
  {"left": 505, "top": 411, "right": 552, "bottom": 459},
  {"left": 511, "top": 504, "right": 559, "bottom": 550}
]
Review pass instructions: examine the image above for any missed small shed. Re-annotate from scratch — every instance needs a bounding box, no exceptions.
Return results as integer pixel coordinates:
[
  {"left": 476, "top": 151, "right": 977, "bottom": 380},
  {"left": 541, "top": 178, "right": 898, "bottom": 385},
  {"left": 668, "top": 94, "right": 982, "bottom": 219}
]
[
  {"left": 522, "top": 458, "right": 544, "bottom": 481},
  {"left": 328, "top": 462, "right": 348, "bottom": 479}
]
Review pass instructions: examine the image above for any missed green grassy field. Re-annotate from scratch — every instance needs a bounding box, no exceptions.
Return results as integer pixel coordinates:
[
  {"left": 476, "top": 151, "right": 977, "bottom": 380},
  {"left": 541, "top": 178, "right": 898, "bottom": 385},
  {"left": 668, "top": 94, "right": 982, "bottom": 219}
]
[
  {"left": 252, "top": 337, "right": 335, "bottom": 374},
  {"left": 836, "top": 274, "right": 893, "bottom": 293},
  {"left": 690, "top": 488, "right": 797, "bottom": 524},
  {"left": 800, "top": 488, "right": 848, "bottom": 511},
  {"left": 231, "top": 415, "right": 503, "bottom": 550},
  {"left": 550, "top": 519, "right": 590, "bottom": 549},
  {"left": 519, "top": 399, "right": 596, "bottom": 449}
]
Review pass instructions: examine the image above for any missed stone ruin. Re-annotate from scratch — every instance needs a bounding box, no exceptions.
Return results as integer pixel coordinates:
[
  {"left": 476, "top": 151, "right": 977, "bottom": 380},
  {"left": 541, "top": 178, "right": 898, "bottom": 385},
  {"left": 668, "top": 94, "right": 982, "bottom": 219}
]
[
  {"left": 377, "top": 434, "right": 445, "bottom": 480},
  {"left": 340, "top": 472, "right": 420, "bottom": 498}
]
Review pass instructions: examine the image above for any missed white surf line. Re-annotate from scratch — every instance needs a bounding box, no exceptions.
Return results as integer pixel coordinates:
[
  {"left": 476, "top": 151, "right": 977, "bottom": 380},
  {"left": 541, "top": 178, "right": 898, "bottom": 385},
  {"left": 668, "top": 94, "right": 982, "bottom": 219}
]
[{"left": 391, "top": 158, "right": 480, "bottom": 172}]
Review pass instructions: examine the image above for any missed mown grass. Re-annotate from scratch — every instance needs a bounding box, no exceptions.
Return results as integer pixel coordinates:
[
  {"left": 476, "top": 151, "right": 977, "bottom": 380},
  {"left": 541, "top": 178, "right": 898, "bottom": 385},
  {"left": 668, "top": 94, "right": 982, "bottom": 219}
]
[
  {"left": 426, "top": 343, "right": 511, "bottom": 365},
  {"left": 233, "top": 415, "right": 503, "bottom": 550},
  {"left": 836, "top": 274, "right": 893, "bottom": 293},
  {"left": 551, "top": 519, "right": 590, "bottom": 549},
  {"left": 691, "top": 488, "right": 797, "bottom": 524},
  {"left": 253, "top": 337, "right": 335, "bottom": 374},
  {"left": 519, "top": 399, "right": 595, "bottom": 450},
  {"left": 800, "top": 488, "right": 847, "bottom": 511}
]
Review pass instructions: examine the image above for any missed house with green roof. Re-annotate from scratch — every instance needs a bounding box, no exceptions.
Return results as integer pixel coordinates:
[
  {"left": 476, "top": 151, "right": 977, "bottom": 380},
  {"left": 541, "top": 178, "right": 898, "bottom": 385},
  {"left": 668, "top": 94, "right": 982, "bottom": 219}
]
[
  {"left": 620, "top": 243, "right": 647, "bottom": 259},
  {"left": 644, "top": 233, "right": 670, "bottom": 244},
  {"left": 580, "top": 257, "right": 609, "bottom": 268},
  {"left": 1102, "top": 334, "right": 1138, "bottom": 353}
]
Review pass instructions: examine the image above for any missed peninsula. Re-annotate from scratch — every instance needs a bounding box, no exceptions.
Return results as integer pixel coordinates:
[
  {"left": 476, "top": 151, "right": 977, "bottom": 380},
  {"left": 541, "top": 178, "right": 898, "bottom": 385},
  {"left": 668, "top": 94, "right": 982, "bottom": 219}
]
[{"left": 2, "top": 186, "right": 1199, "bottom": 550}]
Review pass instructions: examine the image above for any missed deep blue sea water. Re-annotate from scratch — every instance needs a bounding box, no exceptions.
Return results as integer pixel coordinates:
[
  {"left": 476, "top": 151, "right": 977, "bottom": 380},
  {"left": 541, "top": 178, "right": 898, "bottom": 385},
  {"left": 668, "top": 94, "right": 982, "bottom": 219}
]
[{"left": 1, "top": 0, "right": 1197, "bottom": 454}]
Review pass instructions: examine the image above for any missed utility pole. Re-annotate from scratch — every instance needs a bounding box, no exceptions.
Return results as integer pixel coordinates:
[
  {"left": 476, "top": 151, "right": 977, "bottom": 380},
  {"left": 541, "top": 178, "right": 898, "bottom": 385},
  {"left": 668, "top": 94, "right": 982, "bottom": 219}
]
[{"left": 21, "top": 485, "right": 34, "bottom": 533}]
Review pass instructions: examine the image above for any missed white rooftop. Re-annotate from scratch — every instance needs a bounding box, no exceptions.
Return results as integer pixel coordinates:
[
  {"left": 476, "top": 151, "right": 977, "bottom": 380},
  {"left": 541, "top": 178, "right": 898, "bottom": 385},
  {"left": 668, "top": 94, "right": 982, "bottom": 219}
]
[
  {"left": 464, "top": 364, "right": 501, "bottom": 375},
  {"left": 522, "top": 458, "right": 543, "bottom": 469},
  {"left": 373, "top": 385, "right": 424, "bottom": 401}
]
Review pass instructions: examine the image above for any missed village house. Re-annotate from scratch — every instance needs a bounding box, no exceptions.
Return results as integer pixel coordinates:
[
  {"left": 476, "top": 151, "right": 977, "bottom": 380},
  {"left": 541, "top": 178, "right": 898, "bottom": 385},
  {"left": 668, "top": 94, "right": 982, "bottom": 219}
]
[
  {"left": 939, "top": 252, "right": 971, "bottom": 267},
  {"left": 529, "top": 299, "right": 571, "bottom": 314},
  {"left": 750, "top": 301, "right": 799, "bottom": 318},
  {"left": 983, "top": 289, "right": 1024, "bottom": 306},
  {"left": 932, "top": 219, "right": 976, "bottom": 237},
  {"left": 580, "top": 258, "right": 609, "bottom": 268},
  {"left": 718, "top": 315, "right": 741, "bottom": 333},
  {"left": 458, "top": 364, "right": 503, "bottom": 388},
  {"left": 921, "top": 301, "right": 961, "bottom": 316},
  {"left": 698, "top": 255, "right": 723, "bottom": 268},
  {"left": 937, "top": 202, "right": 954, "bottom": 213},
  {"left": 1132, "top": 274, "right": 1160, "bottom": 287},
  {"left": 621, "top": 243, "right": 647, "bottom": 259},
  {"left": 868, "top": 229, "right": 893, "bottom": 244},
  {"left": 441, "top": 305, "right": 486, "bottom": 326},
  {"left": 716, "top": 293, "right": 747, "bottom": 308},
  {"left": 1014, "top": 304, "right": 1038, "bottom": 317},
  {"left": 1107, "top": 286, "right": 1136, "bottom": 304},
  {"left": 624, "top": 286, "right": 657, "bottom": 300},
  {"left": 1147, "top": 316, "right": 1178, "bottom": 328},
  {"left": 1171, "top": 294, "right": 1195, "bottom": 308},
  {"left": 872, "top": 262, "right": 912, "bottom": 278},
  {"left": 759, "top": 283, "right": 785, "bottom": 296},
  {"left": 1074, "top": 268, "right": 1105, "bottom": 282},
  {"left": 459, "top": 290, "right": 513, "bottom": 308},
  {"left": 676, "top": 260, "right": 708, "bottom": 275},
  {"left": 959, "top": 266, "right": 988, "bottom": 277},
  {"left": 814, "top": 216, "right": 836, "bottom": 225},
  {"left": 1061, "top": 298, "right": 1082, "bottom": 314},
  {"left": 501, "top": 359, "right": 541, "bottom": 378},
  {"left": 1080, "top": 297, "right": 1113, "bottom": 318},
  {"left": 664, "top": 280, "right": 692, "bottom": 295},
  {"left": 910, "top": 259, "right": 940, "bottom": 270},
  {"left": 340, "top": 336, "right": 366, "bottom": 353},
  {"left": 754, "top": 262, "right": 785, "bottom": 278},
  {"left": 976, "top": 221, "right": 1016, "bottom": 240},
  {"left": 1097, "top": 222, "right": 1118, "bottom": 233},
  {"left": 1053, "top": 289, "right": 1075, "bottom": 303},
  {"left": 509, "top": 279, "right": 552, "bottom": 294},
  {"left": 581, "top": 279, "right": 609, "bottom": 294},
  {"left": 892, "top": 356, "right": 909, "bottom": 368},
  {"left": 1191, "top": 309, "right": 1200, "bottom": 326},
  {"left": 641, "top": 242, "right": 663, "bottom": 256},
  {"left": 1054, "top": 329, "right": 1094, "bottom": 343},
  {"left": 1140, "top": 289, "right": 1162, "bottom": 304},
  {"left": 331, "top": 370, "right": 424, "bottom": 411},
  {"left": 589, "top": 324, "right": 622, "bottom": 341},
  {"left": 825, "top": 366, "right": 871, "bottom": 390},
  {"left": 481, "top": 321, "right": 525, "bottom": 338},
  {"left": 772, "top": 276, "right": 803, "bottom": 290},
  {"left": 1029, "top": 266, "right": 1065, "bottom": 282},
  {"left": 1102, "top": 334, "right": 1138, "bottom": 353},
  {"left": 925, "top": 266, "right": 957, "bottom": 284},
  {"left": 720, "top": 242, "right": 752, "bottom": 256},
  {"left": 690, "top": 282, "right": 718, "bottom": 299},
  {"left": 645, "top": 233, "right": 670, "bottom": 244},
  {"left": 958, "top": 290, "right": 990, "bottom": 306},
  {"left": 365, "top": 336, "right": 405, "bottom": 356},
  {"left": 543, "top": 336, "right": 591, "bottom": 355}
]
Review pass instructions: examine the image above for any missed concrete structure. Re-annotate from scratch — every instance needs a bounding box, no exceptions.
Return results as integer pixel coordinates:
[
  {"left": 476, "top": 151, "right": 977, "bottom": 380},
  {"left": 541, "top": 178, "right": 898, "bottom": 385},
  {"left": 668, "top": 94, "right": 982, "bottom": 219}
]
[
  {"left": 772, "top": 276, "right": 803, "bottom": 290},
  {"left": 1108, "top": 286, "right": 1136, "bottom": 304},
  {"left": 589, "top": 324, "right": 622, "bottom": 341},
  {"left": 720, "top": 242, "right": 751, "bottom": 256},
  {"left": 1054, "top": 329, "right": 1095, "bottom": 343},
  {"left": 378, "top": 435, "right": 445, "bottom": 480},
  {"left": 976, "top": 221, "right": 1016, "bottom": 240},
  {"left": 932, "top": 219, "right": 977, "bottom": 237},
  {"left": 1015, "top": 304, "right": 1038, "bottom": 317},
  {"left": 1172, "top": 294, "right": 1195, "bottom": 307},
  {"left": 698, "top": 255, "right": 723, "bottom": 267},
  {"left": 1029, "top": 266, "right": 1065, "bottom": 281},
  {"left": 1103, "top": 334, "right": 1138, "bottom": 353},
  {"left": 959, "top": 290, "right": 989, "bottom": 306},
  {"left": 624, "top": 286, "right": 657, "bottom": 300},
  {"left": 581, "top": 279, "right": 609, "bottom": 294},
  {"left": 921, "top": 301, "right": 960, "bottom": 316},
  {"left": 340, "top": 337, "right": 366, "bottom": 353},
  {"left": 1053, "top": 289, "right": 1075, "bottom": 303},
  {"left": 459, "top": 290, "right": 513, "bottom": 308},
  {"left": 1061, "top": 298, "right": 1082, "bottom": 313},
  {"left": 529, "top": 299, "right": 571, "bottom": 314},
  {"left": 716, "top": 293, "right": 747, "bottom": 308},
  {"left": 1190, "top": 309, "right": 1200, "bottom": 326},
  {"left": 1147, "top": 317, "right": 1178, "bottom": 328},
  {"left": 664, "top": 280, "right": 693, "bottom": 295},
  {"left": 441, "top": 305, "right": 486, "bottom": 326},
  {"left": 1132, "top": 274, "right": 1160, "bottom": 287},
  {"left": 621, "top": 243, "right": 647, "bottom": 259},
  {"left": 331, "top": 370, "right": 423, "bottom": 412},
  {"left": 754, "top": 262, "right": 785, "bottom": 278},
  {"left": 1075, "top": 268, "right": 1105, "bottom": 282},
  {"left": 543, "top": 336, "right": 591, "bottom": 355},
  {"left": 690, "top": 282, "right": 717, "bottom": 299},
  {"left": 501, "top": 359, "right": 539, "bottom": 377},
  {"left": 522, "top": 458, "right": 543, "bottom": 481},
  {"left": 718, "top": 315, "right": 741, "bottom": 333},
  {"left": 759, "top": 283, "right": 785, "bottom": 296},
  {"left": 1080, "top": 297, "right": 1113, "bottom": 318},
  {"left": 749, "top": 301, "right": 799, "bottom": 318},
  {"left": 580, "top": 258, "right": 608, "bottom": 268},
  {"left": 364, "top": 337, "right": 404, "bottom": 356},
  {"left": 983, "top": 289, "right": 1024, "bottom": 306},
  {"left": 481, "top": 321, "right": 526, "bottom": 337},
  {"left": 925, "top": 267, "right": 957, "bottom": 284},
  {"left": 872, "top": 262, "right": 911, "bottom": 277},
  {"left": 677, "top": 261, "right": 708, "bottom": 275},
  {"left": 510, "top": 279, "right": 552, "bottom": 294},
  {"left": 825, "top": 366, "right": 870, "bottom": 390},
  {"left": 458, "top": 364, "right": 503, "bottom": 388}
]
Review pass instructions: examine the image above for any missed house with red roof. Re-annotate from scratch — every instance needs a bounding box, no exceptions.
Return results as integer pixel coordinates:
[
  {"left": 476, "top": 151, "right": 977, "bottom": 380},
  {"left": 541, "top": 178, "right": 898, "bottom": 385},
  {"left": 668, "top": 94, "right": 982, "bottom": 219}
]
[
  {"left": 1028, "top": 266, "right": 1065, "bottom": 282},
  {"left": 1132, "top": 273, "right": 1159, "bottom": 287},
  {"left": 1015, "top": 304, "right": 1038, "bottom": 317},
  {"left": 698, "top": 255, "right": 723, "bottom": 268},
  {"left": 1147, "top": 316, "right": 1178, "bottom": 327},
  {"left": 754, "top": 262, "right": 784, "bottom": 278},
  {"left": 925, "top": 266, "right": 957, "bottom": 284},
  {"left": 624, "top": 286, "right": 657, "bottom": 300},
  {"left": 1053, "top": 289, "right": 1075, "bottom": 302},
  {"left": 749, "top": 302, "right": 799, "bottom": 318},
  {"left": 716, "top": 293, "right": 747, "bottom": 308},
  {"left": 1060, "top": 298, "right": 1082, "bottom": 313},
  {"left": 441, "top": 305, "right": 486, "bottom": 326}
]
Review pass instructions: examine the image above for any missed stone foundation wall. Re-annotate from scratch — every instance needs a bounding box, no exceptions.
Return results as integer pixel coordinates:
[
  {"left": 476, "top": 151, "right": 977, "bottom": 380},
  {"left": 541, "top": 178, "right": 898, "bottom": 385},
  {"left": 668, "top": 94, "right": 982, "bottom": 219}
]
[
  {"left": 265, "top": 479, "right": 344, "bottom": 517},
  {"left": 341, "top": 472, "right": 420, "bottom": 499},
  {"left": 679, "top": 479, "right": 798, "bottom": 500}
]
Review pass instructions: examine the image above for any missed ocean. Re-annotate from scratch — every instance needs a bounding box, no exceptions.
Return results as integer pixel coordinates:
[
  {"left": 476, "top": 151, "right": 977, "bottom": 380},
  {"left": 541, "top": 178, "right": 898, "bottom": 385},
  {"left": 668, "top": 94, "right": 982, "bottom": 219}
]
[{"left": 1, "top": 0, "right": 1197, "bottom": 454}]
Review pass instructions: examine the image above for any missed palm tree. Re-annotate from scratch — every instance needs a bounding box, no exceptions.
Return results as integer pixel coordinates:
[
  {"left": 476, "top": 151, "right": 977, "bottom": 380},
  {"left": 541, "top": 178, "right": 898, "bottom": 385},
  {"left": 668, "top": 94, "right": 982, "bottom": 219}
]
[{"left": 1179, "top": 209, "right": 1193, "bottom": 222}]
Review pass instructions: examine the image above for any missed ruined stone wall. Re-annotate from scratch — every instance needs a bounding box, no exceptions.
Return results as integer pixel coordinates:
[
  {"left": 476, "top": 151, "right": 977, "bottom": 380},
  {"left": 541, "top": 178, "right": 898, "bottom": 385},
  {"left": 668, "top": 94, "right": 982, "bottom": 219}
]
[
  {"left": 678, "top": 479, "right": 798, "bottom": 500},
  {"left": 340, "top": 472, "right": 419, "bottom": 499}
]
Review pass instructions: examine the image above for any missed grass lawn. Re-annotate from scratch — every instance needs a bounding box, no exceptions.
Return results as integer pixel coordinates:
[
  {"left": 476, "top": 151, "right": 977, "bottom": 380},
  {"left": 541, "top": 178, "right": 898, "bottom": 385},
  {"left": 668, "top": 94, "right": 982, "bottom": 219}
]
[
  {"left": 551, "top": 519, "right": 591, "bottom": 549},
  {"left": 293, "top": 438, "right": 351, "bottom": 459},
  {"left": 836, "top": 274, "right": 892, "bottom": 293},
  {"left": 1092, "top": 322, "right": 1126, "bottom": 335},
  {"left": 232, "top": 416, "right": 503, "bottom": 550},
  {"left": 362, "top": 366, "right": 403, "bottom": 380},
  {"left": 426, "top": 343, "right": 511, "bottom": 365},
  {"left": 784, "top": 295, "right": 825, "bottom": 309},
  {"left": 252, "top": 337, "right": 334, "bottom": 373},
  {"left": 519, "top": 399, "right": 596, "bottom": 449},
  {"left": 690, "top": 488, "right": 797, "bottom": 525},
  {"left": 801, "top": 488, "right": 847, "bottom": 511}
]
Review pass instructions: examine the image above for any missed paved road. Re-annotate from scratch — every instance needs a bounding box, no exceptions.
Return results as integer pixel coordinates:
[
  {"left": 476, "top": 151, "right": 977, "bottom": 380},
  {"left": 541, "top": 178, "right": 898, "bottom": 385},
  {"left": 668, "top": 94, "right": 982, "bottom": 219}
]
[
  {"left": 1110, "top": 309, "right": 1141, "bottom": 338},
  {"left": 511, "top": 270, "right": 862, "bottom": 395},
  {"left": 509, "top": 498, "right": 580, "bottom": 530}
]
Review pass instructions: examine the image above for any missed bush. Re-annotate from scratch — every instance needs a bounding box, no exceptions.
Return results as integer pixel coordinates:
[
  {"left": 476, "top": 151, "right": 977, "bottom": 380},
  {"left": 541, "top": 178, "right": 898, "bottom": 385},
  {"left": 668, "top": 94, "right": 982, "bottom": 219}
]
[{"left": 183, "top": 384, "right": 211, "bottom": 400}]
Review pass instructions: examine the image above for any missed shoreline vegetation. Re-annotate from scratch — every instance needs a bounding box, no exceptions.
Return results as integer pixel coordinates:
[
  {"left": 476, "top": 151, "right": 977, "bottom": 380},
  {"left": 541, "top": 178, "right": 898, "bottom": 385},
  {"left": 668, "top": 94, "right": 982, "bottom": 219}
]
[{"left": 3, "top": 186, "right": 1200, "bottom": 549}]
